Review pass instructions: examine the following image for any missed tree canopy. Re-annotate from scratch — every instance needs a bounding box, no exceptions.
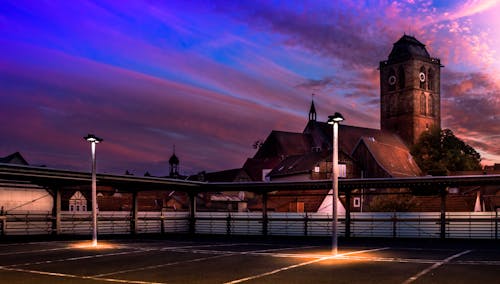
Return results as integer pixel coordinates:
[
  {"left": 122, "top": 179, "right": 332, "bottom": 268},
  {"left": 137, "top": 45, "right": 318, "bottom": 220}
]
[{"left": 410, "top": 127, "right": 482, "bottom": 175}]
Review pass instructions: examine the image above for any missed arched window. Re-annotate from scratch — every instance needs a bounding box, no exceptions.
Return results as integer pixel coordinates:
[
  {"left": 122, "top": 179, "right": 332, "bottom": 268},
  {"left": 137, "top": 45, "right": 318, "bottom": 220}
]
[
  {"left": 390, "top": 95, "right": 397, "bottom": 116},
  {"left": 420, "top": 93, "right": 426, "bottom": 115},
  {"left": 388, "top": 68, "right": 396, "bottom": 91},
  {"left": 428, "top": 68, "right": 434, "bottom": 91},
  {"left": 419, "top": 66, "right": 426, "bottom": 89},
  {"left": 428, "top": 94, "right": 434, "bottom": 117},
  {"left": 398, "top": 65, "right": 405, "bottom": 89}
]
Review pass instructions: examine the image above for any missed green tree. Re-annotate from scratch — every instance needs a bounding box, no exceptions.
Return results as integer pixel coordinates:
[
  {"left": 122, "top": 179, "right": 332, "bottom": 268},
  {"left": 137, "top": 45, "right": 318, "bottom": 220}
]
[{"left": 411, "top": 127, "right": 482, "bottom": 175}]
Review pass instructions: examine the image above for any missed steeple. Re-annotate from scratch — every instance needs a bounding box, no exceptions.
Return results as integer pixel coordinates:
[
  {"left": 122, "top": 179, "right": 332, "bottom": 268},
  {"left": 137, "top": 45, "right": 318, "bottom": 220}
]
[
  {"left": 308, "top": 94, "right": 317, "bottom": 122},
  {"left": 168, "top": 145, "right": 179, "bottom": 178}
]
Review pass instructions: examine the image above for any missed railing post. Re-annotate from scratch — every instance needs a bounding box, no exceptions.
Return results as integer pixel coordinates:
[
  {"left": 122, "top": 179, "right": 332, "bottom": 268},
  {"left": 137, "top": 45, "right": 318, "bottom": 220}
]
[
  {"left": 226, "top": 213, "right": 231, "bottom": 235},
  {"left": 188, "top": 192, "right": 196, "bottom": 235},
  {"left": 392, "top": 212, "right": 397, "bottom": 238},
  {"left": 440, "top": 187, "right": 447, "bottom": 239},
  {"left": 160, "top": 209, "right": 165, "bottom": 235},
  {"left": 131, "top": 191, "right": 138, "bottom": 235},
  {"left": 345, "top": 190, "right": 351, "bottom": 238},
  {"left": 51, "top": 188, "right": 61, "bottom": 235},
  {"left": 262, "top": 192, "right": 268, "bottom": 236},
  {"left": 304, "top": 212, "right": 309, "bottom": 236},
  {"left": 495, "top": 208, "right": 498, "bottom": 240}
]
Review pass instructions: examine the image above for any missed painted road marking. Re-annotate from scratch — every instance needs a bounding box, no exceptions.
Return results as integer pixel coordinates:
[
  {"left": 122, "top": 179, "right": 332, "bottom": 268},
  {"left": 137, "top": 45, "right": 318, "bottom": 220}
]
[
  {"left": 223, "top": 247, "right": 390, "bottom": 284},
  {"left": 91, "top": 245, "right": 318, "bottom": 278},
  {"left": 0, "top": 266, "right": 166, "bottom": 284},
  {"left": 402, "top": 249, "right": 473, "bottom": 284},
  {"left": 6, "top": 242, "right": 245, "bottom": 268}
]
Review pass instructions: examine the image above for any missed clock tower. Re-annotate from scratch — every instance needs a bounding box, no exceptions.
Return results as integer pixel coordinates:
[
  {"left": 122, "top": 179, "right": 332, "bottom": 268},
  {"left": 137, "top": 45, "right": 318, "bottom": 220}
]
[{"left": 380, "top": 35, "right": 442, "bottom": 146}]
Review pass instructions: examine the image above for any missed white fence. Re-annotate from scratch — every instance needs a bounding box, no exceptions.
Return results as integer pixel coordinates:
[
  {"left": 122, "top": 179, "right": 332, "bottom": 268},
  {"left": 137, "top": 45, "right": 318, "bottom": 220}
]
[{"left": 0, "top": 211, "right": 498, "bottom": 239}]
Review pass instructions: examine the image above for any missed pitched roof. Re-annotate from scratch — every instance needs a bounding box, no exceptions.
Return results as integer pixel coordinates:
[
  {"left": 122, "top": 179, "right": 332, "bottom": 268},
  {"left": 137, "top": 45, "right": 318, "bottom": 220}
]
[
  {"left": 354, "top": 135, "right": 421, "bottom": 177},
  {"left": 253, "top": 131, "right": 312, "bottom": 159},
  {"left": 242, "top": 157, "right": 282, "bottom": 181},
  {"left": 0, "top": 152, "right": 28, "bottom": 165},
  {"left": 268, "top": 151, "right": 329, "bottom": 178},
  {"left": 305, "top": 121, "right": 393, "bottom": 155}
]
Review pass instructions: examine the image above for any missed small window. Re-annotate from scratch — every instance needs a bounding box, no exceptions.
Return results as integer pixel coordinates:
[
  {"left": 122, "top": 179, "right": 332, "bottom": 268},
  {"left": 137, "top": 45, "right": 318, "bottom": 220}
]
[
  {"left": 70, "top": 205, "right": 74, "bottom": 212},
  {"left": 338, "top": 164, "right": 347, "bottom": 178},
  {"left": 314, "top": 166, "right": 320, "bottom": 173},
  {"left": 428, "top": 94, "right": 434, "bottom": 117},
  {"left": 420, "top": 93, "right": 426, "bottom": 115},
  {"left": 398, "top": 66, "right": 405, "bottom": 89},
  {"left": 428, "top": 68, "right": 434, "bottom": 91},
  {"left": 353, "top": 197, "right": 361, "bottom": 208}
]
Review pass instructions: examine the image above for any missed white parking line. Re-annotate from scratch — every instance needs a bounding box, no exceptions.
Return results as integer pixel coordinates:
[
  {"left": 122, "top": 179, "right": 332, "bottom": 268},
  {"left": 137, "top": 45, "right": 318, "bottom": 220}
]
[
  {"left": 402, "top": 250, "right": 472, "bottom": 284},
  {"left": 92, "top": 245, "right": 318, "bottom": 278},
  {"left": 0, "top": 266, "right": 166, "bottom": 284},
  {"left": 223, "top": 247, "right": 390, "bottom": 284}
]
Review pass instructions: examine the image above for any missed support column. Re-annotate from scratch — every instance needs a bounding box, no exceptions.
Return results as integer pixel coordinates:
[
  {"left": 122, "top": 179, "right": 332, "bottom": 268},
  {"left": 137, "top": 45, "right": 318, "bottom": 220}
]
[
  {"left": 131, "top": 191, "right": 138, "bottom": 235},
  {"left": 188, "top": 192, "right": 196, "bottom": 235},
  {"left": 51, "top": 188, "right": 61, "bottom": 235},
  {"left": 440, "top": 187, "right": 447, "bottom": 239},
  {"left": 345, "top": 190, "right": 351, "bottom": 238},
  {"left": 0, "top": 206, "right": 5, "bottom": 236},
  {"left": 262, "top": 192, "right": 268, "bottom": 236}
]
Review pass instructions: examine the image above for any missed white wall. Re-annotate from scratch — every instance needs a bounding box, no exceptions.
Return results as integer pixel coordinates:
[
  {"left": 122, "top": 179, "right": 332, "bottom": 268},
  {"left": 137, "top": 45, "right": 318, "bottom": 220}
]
[{"left": 0, "top": 185, "right": 53, "bottom": 212}]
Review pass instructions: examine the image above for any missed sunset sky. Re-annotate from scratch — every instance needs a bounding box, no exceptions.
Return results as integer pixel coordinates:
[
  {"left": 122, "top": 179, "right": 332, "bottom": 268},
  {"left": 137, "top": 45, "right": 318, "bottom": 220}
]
[{"left": 1, "top": 0, "right": 499, "bottom": 176}]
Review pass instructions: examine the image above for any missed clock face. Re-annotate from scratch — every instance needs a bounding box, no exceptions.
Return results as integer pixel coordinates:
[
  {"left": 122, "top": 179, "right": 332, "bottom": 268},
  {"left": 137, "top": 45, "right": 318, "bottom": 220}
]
[
  {"left": 388, "top": 75, "right": 396, "bottom": 85},
  {"left": 419, "top": 72, "right": 426, "bottom": 82}
]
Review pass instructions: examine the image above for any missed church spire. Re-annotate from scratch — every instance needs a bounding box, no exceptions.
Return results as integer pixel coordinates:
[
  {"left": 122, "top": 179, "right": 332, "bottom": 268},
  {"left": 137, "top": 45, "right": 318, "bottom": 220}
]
[
  {"left": 308, "top": 94, "right": 317, "bottom": 122},
  {"left": 168, "top": 145, "right": 179, "bottom": 178}
]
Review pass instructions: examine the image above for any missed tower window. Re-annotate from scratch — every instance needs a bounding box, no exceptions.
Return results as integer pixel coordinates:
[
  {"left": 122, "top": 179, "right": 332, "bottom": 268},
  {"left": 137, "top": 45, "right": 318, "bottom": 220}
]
[
  {"left": 420, "top": 93, "right": 426, "bottom": 115},
  {"left": 428, "top": 94, "right": 434, "bottom": 117},
  {"left": 428, "top": 68, "right": 434, "bottom": 91},
  {"left": 390, "top": 95, "right": 397, "bottom": 116},
  {"left": 398, "top": 66, "right": 405, "bottom": 89}
]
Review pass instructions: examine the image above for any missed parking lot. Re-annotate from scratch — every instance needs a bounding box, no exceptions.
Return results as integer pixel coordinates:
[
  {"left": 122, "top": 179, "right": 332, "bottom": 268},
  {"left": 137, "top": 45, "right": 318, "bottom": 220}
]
[{"left": 0, "top": 236, "right": 499, "bottom": 283}]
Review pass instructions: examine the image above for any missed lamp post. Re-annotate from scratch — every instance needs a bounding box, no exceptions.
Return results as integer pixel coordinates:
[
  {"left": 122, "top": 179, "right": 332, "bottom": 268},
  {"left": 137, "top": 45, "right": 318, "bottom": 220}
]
[
  {"left": 327, "top": 112, "right": 344, "bottom": 255},
  {"left": 84, "top": 134, "right": 103, "bottom": 246}
]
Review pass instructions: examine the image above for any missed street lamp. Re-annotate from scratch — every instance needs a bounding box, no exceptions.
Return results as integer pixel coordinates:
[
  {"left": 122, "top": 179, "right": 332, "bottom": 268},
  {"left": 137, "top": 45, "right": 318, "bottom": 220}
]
[
  {"left": 84, "top": 134, "right": 103, "bottom": 246},
  {"left": 327, "top": 112, "right": 344, "bottom": 255}
]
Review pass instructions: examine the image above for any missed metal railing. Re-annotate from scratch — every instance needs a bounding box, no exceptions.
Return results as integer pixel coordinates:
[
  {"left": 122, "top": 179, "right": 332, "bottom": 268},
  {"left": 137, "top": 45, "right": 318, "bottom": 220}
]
[{"left": 1, "top": 211, "right": 498, "bottom": 239}]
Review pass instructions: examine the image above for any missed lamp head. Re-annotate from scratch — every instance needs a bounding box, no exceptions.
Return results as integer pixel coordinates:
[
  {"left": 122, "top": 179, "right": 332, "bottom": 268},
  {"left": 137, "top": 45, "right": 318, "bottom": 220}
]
[
  {"left": 327, "top": 112, "right": 344, "bottom": 124},
  {"left": 84, "top": 134, "right": 103, "bottom": 143}
]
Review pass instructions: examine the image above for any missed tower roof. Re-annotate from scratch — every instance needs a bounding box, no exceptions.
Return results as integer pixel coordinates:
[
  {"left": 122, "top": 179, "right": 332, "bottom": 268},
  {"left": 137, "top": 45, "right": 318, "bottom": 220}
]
[
  {"left": 388, "top": 35, "right": 430, "bottom": 61},
  {"left": 309, "top": 100, "right": 316, "bottom": 115},
  {"left": 169, "top": 153, "right": 179, "bottom": 165}
]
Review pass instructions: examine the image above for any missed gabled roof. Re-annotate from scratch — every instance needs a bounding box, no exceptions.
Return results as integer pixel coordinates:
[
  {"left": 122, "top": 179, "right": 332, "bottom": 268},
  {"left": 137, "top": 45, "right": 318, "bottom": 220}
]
[
  {"left": 0, "top": 152, "right": 28, "bottom": 165},
  {"left": 353, "top": 135, "right": 421, "bottom": 177},
  {"left": 268, "top": 151, "right": 330, "bottom": 178},
  {"left": 305, "top": 121, "right": 389, "bottom": 155},
  {"left": 253, "top": 131, "right": 313, "bottom": 159}
]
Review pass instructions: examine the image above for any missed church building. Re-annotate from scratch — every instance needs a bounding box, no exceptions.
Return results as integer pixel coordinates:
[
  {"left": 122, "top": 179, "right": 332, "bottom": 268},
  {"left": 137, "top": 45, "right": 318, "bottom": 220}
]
[{"left": 239, "top": 35, "right": 441, "bottom": 212}]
